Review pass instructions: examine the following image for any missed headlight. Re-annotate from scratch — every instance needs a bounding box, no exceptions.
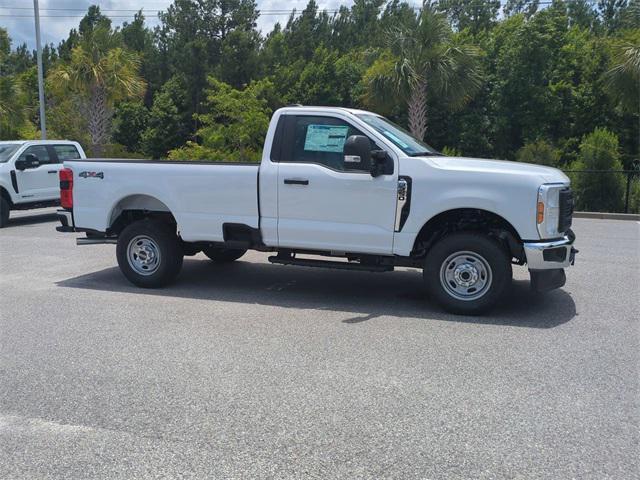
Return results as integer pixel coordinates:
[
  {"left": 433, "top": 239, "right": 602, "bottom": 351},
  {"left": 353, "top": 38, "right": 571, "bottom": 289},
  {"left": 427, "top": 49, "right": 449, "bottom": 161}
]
[{"left": 537, "top": 184, "right": 565, "bottom": 239}]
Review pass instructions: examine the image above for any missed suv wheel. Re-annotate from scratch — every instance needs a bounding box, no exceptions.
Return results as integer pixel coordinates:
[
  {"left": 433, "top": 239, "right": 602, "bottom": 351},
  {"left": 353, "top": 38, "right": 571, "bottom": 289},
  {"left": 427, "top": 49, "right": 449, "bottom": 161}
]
[
  {"left": 0, "top": 197, "right": 10, "bottom": 228},
  {"left": 424, "top": 232, "right": 512, "bottom": 315},
  {"left": 116, "top": 219, "right": 183, "bottom": 288}
]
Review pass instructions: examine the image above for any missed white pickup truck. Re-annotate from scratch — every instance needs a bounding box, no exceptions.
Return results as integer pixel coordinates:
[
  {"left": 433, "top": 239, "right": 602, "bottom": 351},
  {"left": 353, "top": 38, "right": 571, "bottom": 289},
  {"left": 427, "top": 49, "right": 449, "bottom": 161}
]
[
  {"left": 56, "top": 106, "right": 576, "bottom": 314},
  {"left": 0, "top": 140, "right": 86, "bottom": 227}
]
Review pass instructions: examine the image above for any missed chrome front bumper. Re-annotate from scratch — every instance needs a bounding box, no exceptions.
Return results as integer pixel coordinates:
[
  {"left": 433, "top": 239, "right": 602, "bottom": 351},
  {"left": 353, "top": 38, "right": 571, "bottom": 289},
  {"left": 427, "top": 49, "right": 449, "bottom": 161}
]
[{"left": 524, "top": 230, "right": 577, "bottom": 270}]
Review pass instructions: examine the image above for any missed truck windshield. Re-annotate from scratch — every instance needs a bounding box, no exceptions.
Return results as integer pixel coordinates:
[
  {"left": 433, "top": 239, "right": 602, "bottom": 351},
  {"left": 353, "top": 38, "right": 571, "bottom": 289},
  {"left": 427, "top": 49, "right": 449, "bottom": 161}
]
[
  {"left": 0, "top": 144, "right": 21, "bottom": 162},
  {"left": 356, "top": 114, "right": 442, "bottom": 157}
]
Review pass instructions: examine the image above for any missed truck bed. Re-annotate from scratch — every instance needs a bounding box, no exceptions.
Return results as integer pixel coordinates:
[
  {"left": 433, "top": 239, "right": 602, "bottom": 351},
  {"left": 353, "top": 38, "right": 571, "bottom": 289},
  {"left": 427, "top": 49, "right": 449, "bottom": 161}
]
[{"left": 66, "top": 159, "right": 260, "bottom": 242}]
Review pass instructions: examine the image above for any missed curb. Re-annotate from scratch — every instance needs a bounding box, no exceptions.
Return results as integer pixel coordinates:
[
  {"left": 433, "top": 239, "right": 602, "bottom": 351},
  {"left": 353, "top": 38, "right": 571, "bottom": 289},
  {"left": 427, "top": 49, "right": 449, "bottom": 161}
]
[{"left": 574, "top": 211, "right": 640, "bottom": 221}]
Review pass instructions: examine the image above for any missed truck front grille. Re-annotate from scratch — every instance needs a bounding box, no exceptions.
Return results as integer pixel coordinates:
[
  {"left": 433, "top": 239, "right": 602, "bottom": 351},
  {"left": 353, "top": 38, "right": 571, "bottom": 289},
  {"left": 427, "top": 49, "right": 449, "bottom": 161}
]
[{"left": 558, "top": 187, "right": 574, "bottom": 233}]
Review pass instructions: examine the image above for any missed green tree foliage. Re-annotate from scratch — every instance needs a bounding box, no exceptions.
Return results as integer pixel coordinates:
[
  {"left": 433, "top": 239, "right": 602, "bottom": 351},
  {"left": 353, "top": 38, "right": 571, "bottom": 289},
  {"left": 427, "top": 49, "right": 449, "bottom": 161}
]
[
  {"left": 364, "top": 5, "right": 482, "bottom": 140},
  {"left": 169, "top": 78, "right": 272, "bottom": 162},
  {"left": 0, "top": 0, "right": 636, "bottom": 211},
  {"left": 604, "top": 31, "right": 640, "bottom": 114},
  {"left": 113, "top": 102, "right": 150, "bottom": 153},
  {"left": 598, "top": 0, "right": 629, "bottom": 32},
  {"left": 0, "top": 28, "right": 35, "bottom": 139},
  {"left": 571, "top": 128, "right": 626, "bottom": 211},
  {"left": 516, "top": 139, "right": 561, "bottom": 166},
  {"left": 48, "top": 22, "right": 145, "bottom": 156},
  {"left": 141, "top": 75, "right": 191, "bottom": 159},
  {"left": 503, "top": 0, "right": 540, "bottom": 19},
  {"left": 156, "top": 0, "right": 260, "bottom": 131},
  {"left": 438, "top": 0, "right": 502, "bottom": 33},
  {"left": 441, "top": 146, "right": 463, "bottom": 156}
]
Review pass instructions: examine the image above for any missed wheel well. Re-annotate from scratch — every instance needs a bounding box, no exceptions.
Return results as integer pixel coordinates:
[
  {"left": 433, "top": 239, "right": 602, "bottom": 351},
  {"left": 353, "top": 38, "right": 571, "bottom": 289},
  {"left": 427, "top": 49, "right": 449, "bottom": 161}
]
[
  {"left": 107, "top": 195, "right": 176, "bottom": 235},
  {"left": 412, "top": 208, "right": 524, "bottom": 262}
]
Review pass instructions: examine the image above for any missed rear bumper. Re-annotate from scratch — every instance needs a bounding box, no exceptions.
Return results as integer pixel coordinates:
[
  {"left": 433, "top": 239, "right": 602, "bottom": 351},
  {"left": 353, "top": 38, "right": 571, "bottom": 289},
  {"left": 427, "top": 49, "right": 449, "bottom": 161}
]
[
  {"left": 56, "top": 209, "right": 74, "bottom": 232},
  {"left": 523, "top": 229, "right": 577, "bottom": 270}
]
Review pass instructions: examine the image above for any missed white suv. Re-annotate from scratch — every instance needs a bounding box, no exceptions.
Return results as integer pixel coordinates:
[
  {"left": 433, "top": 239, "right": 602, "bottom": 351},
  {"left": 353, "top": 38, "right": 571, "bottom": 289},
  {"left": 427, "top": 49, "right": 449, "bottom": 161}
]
[{"left": 0, "top": 140, "right": 86, "bottom": 227}]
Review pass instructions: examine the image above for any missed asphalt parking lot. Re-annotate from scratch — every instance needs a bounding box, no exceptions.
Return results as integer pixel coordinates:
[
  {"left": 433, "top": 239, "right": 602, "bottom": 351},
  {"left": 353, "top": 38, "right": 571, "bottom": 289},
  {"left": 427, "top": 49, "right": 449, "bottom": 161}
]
[{"left": 0, "top": 209, "right": 638, "bottom": 479}]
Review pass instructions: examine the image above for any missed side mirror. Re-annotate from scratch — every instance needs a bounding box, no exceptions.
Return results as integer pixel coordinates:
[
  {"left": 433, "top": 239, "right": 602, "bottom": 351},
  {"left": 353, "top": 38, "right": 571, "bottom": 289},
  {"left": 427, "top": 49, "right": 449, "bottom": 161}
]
[
  {"left": 343, "top": 135, "right": 371, "bottom": 170},
  {"left": 15, "top": 153, "right": 40, "bottom": 171},
  {"left": 343, "top": 135, "right": 388, "bottom": 176}
]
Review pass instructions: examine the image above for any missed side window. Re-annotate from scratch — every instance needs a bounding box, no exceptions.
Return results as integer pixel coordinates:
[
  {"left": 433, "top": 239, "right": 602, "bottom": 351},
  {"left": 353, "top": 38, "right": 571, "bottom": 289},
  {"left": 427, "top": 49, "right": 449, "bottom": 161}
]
[
  {"left": 53, "top": 145, "right": 81, "bottom": 161},
  {"left": 286, "top": 116, "right": 373, "bottom": 172},
  {"left": 19, "top": 145, "right": 51, "bottom": 165}
]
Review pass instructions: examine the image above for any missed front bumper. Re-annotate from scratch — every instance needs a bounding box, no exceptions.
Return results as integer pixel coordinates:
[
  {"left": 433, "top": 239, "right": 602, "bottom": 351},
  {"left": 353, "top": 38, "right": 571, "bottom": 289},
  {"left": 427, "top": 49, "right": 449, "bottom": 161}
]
[
  {"left": 523, "top": 229, "right": 577, "bottom": 270},
  {"left": 524, "top": 229, "right": 577, "bottom": 292}
]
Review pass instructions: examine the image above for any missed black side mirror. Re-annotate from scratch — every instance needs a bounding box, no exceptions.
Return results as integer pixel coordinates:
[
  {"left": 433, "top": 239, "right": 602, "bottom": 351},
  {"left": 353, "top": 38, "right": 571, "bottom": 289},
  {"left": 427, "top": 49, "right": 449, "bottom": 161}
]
[
  {"left": 370, "top": 150, "right": 387, "bottom": 177},
  {"left": 15, "top": 153, "right": 40, "bottom": 171},
  {"left": 343, "top": 135, "right": 388, "bottom": 176},
  {"left": 343, "top": 135, "right": 372, "bottom": 170}
]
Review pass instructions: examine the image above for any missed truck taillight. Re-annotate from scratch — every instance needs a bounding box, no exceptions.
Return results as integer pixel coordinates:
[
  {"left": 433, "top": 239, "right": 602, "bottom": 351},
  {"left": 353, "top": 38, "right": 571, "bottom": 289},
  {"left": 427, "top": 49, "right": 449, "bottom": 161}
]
[{"left": 59, "top": 168, "right": 73, "bottom": 209}]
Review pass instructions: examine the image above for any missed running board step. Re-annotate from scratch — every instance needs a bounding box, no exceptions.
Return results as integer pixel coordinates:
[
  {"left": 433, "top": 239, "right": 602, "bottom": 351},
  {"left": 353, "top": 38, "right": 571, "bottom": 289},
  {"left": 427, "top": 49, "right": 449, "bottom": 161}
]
[{"left": 268, "top": 256, "right": 393, "bottom": 272}]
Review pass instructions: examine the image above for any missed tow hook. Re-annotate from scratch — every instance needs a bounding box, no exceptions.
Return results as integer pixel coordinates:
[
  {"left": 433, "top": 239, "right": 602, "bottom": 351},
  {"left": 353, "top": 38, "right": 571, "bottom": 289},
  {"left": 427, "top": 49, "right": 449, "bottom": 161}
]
[{"left": 570, "top": 247, "right": 579, "bottom": 265}]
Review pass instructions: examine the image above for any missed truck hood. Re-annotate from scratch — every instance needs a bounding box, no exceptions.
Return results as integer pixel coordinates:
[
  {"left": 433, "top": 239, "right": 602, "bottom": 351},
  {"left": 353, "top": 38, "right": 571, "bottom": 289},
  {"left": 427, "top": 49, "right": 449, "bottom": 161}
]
[{"left": 423, "top": 156, "right": 569, "bottom": 184}]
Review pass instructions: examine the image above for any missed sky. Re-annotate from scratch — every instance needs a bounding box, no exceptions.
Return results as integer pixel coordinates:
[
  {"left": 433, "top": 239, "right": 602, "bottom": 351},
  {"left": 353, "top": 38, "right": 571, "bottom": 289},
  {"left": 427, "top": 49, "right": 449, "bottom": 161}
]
[{"left": 0, "top": 0, "right": 352, "bottom": 50}]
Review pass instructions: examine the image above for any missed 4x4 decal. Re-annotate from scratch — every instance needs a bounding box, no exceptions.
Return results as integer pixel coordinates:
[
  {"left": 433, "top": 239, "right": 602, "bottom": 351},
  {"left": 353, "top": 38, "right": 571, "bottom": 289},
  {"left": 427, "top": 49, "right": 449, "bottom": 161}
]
[{"left": 79, "top": 171, "right": 104, "bottom": 179}]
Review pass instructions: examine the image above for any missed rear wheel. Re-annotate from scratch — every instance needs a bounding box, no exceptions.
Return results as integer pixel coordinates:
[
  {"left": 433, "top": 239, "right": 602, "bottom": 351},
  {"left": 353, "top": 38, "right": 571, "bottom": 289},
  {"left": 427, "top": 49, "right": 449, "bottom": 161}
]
[
  {"left": 0, "top": 197, "right": 10, "bottom": 228},
  {"left": 423, "top": 232, "right": 512, "bottom": 315},
  {"left": 202, "top": 246, "right": 247, "bottom": 263},
  {"left": 116, "top": 219, "right": 183, "bottom": 288}
]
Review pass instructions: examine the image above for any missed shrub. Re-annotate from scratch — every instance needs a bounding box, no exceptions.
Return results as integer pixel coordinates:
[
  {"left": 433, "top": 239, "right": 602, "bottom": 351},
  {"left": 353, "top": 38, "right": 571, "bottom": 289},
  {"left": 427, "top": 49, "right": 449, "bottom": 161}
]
[
  {"left": 516, "top": 140, "right": 560, "bottom": 167},
  {"left": 441, "top": 146, "right": 463, "bottom": 157},
  {"left": 571, "top": 128, "right": 625, "bottom": 212}
]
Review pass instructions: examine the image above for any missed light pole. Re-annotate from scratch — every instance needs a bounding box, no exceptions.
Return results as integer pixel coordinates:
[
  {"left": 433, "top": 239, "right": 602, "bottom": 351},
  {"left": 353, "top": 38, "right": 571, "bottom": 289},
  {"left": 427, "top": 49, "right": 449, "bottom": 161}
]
[{"left": 33, "top": 0, "right": 46, "bottom": 139}]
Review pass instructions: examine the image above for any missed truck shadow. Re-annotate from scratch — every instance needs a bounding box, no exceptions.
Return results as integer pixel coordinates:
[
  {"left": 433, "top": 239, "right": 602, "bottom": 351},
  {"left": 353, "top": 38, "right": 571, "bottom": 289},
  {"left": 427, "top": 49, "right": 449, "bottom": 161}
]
[
  {"left": 6, "top": 211, "right": 58, "bottom": 227},
  {"left": 56, "top": 258, "right": 577, "bottom": 328}
]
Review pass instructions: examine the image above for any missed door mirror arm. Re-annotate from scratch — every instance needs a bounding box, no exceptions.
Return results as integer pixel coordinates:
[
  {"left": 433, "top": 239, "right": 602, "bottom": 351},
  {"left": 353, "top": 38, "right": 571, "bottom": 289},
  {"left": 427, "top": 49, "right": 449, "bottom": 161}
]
[{"left": 370, "top": 150, "right": 387, "bottom": 177}]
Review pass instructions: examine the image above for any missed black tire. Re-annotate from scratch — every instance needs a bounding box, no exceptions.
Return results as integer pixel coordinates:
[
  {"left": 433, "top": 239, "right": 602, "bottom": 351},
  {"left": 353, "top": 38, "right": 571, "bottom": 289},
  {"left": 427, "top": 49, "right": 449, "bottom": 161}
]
[
  {"left": 202, "top": 246, "right": 247, "bottom": 263},
  {"left": 116, "top": 219, "right": 184, "bottom": 288},
  {"left": 423, "top": 232, "right": 512, "bottom": 315},
  {"left": 0, "top": 196, "right": 10, "bottom": 228}
]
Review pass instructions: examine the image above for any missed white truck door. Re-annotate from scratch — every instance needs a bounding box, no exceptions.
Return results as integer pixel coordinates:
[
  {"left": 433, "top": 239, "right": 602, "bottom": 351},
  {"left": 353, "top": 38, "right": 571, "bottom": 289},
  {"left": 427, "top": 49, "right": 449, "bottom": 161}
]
[
  {"left": 14, "top": 145, "right": 59, "bottom": 201},
  {"left": 276, "top": 115, "right": 398, "bottom": 255}
]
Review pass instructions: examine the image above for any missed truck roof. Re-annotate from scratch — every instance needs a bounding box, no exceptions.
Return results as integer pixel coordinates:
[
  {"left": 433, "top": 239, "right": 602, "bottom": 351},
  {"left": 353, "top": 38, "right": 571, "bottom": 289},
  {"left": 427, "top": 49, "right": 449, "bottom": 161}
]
[
  {"left": 276, "top": 106, "right": 377, "bottom": 116},
  {"left": 0, "top": 140, "right": 81, "bottom": 146}
]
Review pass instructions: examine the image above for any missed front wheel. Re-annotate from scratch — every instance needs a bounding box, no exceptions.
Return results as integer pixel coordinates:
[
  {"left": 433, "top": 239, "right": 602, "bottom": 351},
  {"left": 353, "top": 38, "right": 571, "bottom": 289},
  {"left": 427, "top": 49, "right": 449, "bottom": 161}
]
[
  {"left": 0, "top": 197, "right": 10, "bottom": 228},
  {"left": 423, "top": 233, "right": 512, "bottom": 315},
  {"left": 116, "top": 219, "right": 184, "bottom": 288}
]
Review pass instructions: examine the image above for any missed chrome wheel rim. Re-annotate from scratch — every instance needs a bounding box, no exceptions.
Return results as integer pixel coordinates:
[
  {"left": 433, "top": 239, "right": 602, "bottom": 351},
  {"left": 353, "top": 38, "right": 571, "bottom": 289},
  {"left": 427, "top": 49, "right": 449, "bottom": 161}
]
[
  {"left": 439, "top": 251, "right": 492, "bottom": 301},
  {"left": 127, "top": 235, "right": 161, "bottom": 276}
]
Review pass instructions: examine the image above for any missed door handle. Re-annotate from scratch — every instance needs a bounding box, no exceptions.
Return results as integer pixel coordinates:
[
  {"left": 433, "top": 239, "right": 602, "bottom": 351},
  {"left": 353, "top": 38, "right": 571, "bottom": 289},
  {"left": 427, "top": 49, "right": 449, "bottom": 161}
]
[
  {"left": 48, "top": 170, "right": 57, "bottom": 174},
  {"left": 284, "top": 179, "right": 309, "bottom": 185}
]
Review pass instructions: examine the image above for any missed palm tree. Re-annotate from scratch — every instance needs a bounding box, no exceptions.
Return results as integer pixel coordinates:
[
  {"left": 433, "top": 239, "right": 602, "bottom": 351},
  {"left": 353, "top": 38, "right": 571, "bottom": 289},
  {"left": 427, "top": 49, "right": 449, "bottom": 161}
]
[
  {"left": 48, "top": 26, "right": 145, "bottom": 156},
  {"left": 604, "top": 37, "right": 640, "bottom": 114},
  {"left": 365, "top": 5, "right": 482, "bottom": 140}
]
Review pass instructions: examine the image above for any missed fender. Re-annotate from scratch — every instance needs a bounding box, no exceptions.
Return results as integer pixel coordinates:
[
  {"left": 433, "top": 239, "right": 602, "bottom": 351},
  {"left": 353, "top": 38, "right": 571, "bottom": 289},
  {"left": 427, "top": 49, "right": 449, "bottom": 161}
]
[
  {"left": 0, "top": 182, "right": 17, "bottom": 205},
  {"left": 107, "top": 193, "right": 174, "bottom": 230}
]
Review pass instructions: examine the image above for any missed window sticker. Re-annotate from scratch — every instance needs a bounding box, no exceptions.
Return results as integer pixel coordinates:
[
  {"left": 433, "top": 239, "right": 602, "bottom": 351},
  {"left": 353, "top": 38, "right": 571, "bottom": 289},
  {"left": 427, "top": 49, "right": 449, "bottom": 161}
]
[{"left": 304, "top": 124, "right": 349, "bottom": 153}]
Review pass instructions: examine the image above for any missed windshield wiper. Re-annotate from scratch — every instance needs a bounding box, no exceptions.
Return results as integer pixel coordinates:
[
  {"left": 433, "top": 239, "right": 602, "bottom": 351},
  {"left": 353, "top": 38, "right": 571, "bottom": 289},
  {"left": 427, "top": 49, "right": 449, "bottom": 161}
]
[{"left": 408, "top": 151, "right": 444, "bottom": 157}]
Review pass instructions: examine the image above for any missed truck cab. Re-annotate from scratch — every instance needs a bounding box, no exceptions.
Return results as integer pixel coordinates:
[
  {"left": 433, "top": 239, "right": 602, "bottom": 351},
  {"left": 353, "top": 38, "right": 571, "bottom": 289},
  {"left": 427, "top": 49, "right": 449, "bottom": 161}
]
[
  {"left": 56, "top": 107, "right": 576, "bottom": 315},
  {"left": 0, "top": 140, "right": 86, "bottom": 227}
]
